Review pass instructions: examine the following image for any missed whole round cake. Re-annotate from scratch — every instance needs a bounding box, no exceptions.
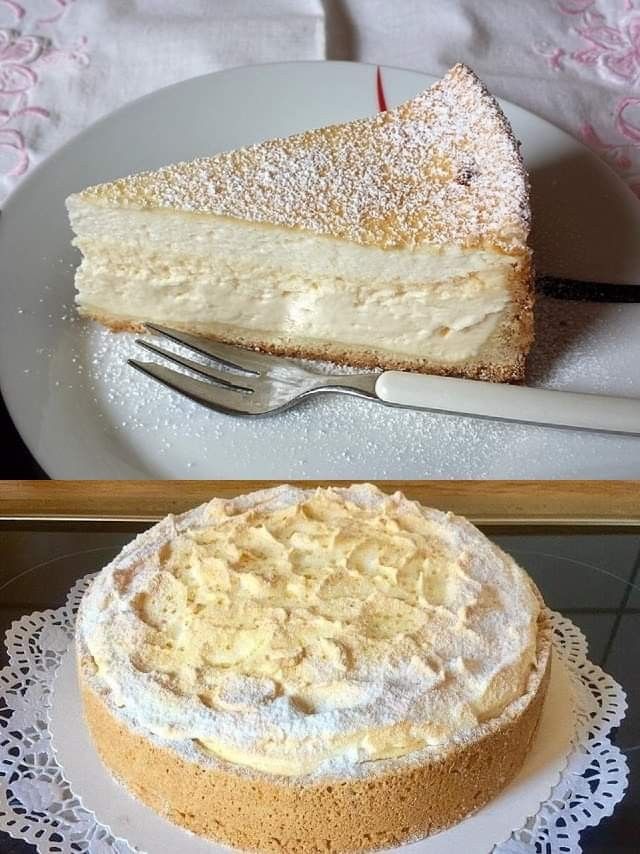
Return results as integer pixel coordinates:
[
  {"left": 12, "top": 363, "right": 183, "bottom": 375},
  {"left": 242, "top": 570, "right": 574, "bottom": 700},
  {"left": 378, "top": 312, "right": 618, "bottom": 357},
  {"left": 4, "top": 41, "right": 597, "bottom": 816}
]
[{"left": 76, "top": 485, "right": 551, "bottom": 852}]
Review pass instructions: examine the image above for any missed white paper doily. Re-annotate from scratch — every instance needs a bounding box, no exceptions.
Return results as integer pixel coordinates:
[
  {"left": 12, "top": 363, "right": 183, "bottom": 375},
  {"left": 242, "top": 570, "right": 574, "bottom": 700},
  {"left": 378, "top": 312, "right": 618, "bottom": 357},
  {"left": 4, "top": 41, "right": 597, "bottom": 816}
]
[{"left": 0, "top": 575, "right": 630, "bottom": 854}]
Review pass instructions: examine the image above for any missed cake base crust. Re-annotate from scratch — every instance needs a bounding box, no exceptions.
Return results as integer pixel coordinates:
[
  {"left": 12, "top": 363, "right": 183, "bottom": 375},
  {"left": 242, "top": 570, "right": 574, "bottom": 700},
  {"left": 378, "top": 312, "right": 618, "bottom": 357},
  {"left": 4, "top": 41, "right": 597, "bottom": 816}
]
[
  {"left": 79, "top": 286, "right": 533, "bottom": 384},
  {"left": 78, "top": 613, "right": 551, "bottom": 854}
]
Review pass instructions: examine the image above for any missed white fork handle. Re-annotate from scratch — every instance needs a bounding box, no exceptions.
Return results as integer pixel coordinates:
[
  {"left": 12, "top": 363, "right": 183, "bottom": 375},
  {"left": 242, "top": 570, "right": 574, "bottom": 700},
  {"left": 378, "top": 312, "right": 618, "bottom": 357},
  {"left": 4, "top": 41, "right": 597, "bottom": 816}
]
[{"left": 375, "top": 371, "right": 640, "bottom": 436}]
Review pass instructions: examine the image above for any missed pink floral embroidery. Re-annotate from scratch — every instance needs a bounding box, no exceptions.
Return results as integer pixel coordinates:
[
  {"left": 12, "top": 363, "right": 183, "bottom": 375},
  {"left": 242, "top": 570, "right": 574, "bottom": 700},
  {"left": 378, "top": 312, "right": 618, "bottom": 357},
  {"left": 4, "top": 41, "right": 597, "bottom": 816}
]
[
  {"left": 0, "top": 29, "right": 43, "bottom": 93},
  {"left": 0, "top": 111, "right": 46, "bottom": 176},
  {"left": 574, "top": 15, "right": 640, "bottom": 80},
  {"left": 616, "top": 96, "right": 640, "bottom": 142},
  {"left": 0, "top": 28, "right": 48, "bottom": 175},
  {"left": 581, "top": 121, "right": 633, "bottom": 168},
  {"left": 39, "top": 34, "right": 89, "bottom": 68},
  {"left": 37, "top": 0, "right": 76, "bottom": 26},
  {"left": 0, "top": 1, "right": 88, "bottom": 184},
  {"left": 534, "top": 1, "right": 640, "bottom": 200},
  {"left": 0, "top": 1, "right": 24, "bottom": 21},
  {"left": 535, "top": 42, "right": 567, "bottom": 70},
  {"left": 579, "top": 112, "right": 640, "bottom": 198}
]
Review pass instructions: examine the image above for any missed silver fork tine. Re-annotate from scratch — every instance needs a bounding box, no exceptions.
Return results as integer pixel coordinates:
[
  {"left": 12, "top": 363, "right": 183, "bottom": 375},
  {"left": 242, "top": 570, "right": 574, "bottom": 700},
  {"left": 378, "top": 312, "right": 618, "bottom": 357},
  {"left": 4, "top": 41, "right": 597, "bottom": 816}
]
[
  {"left": 128, "top": 360, "right": 260, "bottom": 415},
  {"left": 144, "top": 323, "right": 273, "bottom": 376},
  {"left": 135, "top": 339, "right": 256, "bottom": 392}
]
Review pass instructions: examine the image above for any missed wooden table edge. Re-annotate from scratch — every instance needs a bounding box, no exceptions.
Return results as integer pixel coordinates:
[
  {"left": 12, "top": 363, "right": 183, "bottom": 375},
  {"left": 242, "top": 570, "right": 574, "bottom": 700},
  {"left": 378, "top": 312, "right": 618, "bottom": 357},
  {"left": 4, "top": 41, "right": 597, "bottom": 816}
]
[{"left": 0, "top": 481, "right": 639, "bottom": 525}]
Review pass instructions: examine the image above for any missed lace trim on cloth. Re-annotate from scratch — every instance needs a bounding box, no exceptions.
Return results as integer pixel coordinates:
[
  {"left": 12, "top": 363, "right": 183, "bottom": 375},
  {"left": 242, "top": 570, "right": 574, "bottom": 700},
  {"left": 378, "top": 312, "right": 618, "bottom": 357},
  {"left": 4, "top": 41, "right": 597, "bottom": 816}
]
[{"left": 0, "top": 575, "right": 629, "bottom": 854}]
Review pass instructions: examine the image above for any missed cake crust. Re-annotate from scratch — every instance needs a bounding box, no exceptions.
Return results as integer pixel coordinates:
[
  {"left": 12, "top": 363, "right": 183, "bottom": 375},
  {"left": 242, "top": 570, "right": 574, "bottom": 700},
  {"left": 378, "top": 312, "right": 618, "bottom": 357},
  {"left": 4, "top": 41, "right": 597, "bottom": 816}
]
[
  {"left": 79, "top": 294, "right": 532, "bottom": 383},
  {"left": 79, "top": 618, "right": 550, "bottom": 853}
]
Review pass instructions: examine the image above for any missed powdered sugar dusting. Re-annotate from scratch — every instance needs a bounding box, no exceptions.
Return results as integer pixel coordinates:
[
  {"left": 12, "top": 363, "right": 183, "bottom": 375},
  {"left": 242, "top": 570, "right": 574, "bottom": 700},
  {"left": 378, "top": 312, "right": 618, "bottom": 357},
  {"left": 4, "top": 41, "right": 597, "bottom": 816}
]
[
  {"left": 78, "top": 65, "right": 529, "bottom": 253},
  {"left": 76, "top": 485, "right": 547, "bottom": 780}
]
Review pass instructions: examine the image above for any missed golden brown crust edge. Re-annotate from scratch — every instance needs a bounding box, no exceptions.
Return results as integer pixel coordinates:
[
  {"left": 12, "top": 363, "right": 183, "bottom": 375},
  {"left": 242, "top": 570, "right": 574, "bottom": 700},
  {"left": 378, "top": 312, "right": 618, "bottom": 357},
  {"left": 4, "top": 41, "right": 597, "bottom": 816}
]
[
  {"left": 81, "top": 314, "right": 527, "bottom": 382},
  {"left": 78, "top": 610, "right": 551, "bottom": 854},
  {"left": 71, "top": 63, "right": 530, "bottom": 254}
]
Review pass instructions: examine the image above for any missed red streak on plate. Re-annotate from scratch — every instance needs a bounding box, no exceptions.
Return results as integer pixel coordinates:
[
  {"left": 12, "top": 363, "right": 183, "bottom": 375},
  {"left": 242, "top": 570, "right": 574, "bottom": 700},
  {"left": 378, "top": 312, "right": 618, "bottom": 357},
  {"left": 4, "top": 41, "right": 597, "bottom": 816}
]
[{"left": 376, "top": 66, "right": 387, "bottom": 112}]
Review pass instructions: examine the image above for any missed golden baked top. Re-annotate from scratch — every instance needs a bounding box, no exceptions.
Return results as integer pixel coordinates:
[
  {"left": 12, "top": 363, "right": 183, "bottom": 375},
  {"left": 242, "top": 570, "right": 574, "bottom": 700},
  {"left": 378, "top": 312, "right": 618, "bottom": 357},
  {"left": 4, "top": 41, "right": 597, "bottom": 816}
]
[
  {"left": 77, "top": 485, "right": 544, "bottom": 779},
  {"left": 74, "top": 65, "right": 529, "bottom": 253}
]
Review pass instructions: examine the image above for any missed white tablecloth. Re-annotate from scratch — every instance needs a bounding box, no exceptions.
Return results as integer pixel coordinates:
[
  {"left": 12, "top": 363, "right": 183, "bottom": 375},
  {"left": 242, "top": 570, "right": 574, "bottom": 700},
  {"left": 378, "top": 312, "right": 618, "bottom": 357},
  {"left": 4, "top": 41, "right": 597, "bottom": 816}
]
[{"left": 1, "top": 0, "right": 638, "bottom": 203}]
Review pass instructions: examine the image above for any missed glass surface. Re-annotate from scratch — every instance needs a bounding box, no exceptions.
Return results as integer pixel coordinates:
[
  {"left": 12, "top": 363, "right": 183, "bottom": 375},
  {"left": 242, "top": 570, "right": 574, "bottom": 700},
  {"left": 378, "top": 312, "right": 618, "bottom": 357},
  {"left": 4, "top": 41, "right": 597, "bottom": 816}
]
[{"left": 0, "top": 521, "right": 638, "bottom": 853}]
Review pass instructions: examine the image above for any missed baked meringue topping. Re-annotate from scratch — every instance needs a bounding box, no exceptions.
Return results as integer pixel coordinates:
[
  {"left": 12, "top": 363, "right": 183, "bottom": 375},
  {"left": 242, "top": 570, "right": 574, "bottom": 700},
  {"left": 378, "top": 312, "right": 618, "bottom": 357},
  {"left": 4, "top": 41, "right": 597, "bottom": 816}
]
[{"left": 78, "top": 485, "right": 540, "bottom": 777}]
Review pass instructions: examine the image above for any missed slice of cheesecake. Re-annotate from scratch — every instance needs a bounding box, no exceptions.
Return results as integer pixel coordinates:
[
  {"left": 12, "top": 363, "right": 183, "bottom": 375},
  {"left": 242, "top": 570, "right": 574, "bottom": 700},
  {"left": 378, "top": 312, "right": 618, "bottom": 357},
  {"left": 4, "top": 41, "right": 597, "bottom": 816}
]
[{"left": 67, "top": 64, "right": 533, "bottom": 382}]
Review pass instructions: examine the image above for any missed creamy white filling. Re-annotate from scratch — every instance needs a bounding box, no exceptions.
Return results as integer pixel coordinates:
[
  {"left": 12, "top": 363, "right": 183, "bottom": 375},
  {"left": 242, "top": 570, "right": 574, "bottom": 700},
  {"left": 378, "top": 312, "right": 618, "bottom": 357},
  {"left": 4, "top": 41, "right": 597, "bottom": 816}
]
[{"left": 68, "top": 200, "right": 518, "bottom": 363}]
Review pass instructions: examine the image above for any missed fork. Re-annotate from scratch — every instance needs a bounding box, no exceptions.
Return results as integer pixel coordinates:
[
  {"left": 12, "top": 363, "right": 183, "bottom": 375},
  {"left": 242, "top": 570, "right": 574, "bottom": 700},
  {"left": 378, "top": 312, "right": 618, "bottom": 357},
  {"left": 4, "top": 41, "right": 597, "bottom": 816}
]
[{"left": 128, "top": 323, "right": 640, "bottom": 435}]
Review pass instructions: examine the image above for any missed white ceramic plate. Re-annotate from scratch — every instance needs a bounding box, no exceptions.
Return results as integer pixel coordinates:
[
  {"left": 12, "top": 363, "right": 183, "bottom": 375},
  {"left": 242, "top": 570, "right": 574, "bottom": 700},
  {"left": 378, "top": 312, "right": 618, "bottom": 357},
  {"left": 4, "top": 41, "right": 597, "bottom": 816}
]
[{"left": 2, "top": 60, "right": 640, "bottom": 479}]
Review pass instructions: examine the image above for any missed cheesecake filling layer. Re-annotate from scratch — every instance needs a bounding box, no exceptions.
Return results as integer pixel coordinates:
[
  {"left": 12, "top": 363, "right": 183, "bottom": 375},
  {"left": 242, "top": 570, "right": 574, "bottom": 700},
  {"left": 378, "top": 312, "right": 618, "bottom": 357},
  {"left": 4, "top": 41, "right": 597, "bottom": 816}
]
[
  {"left": 78, "top": 485, "right": 541, "bottom": 777},
  {"left": 68, "top": 203, "right": 521, "bottom": 364}
]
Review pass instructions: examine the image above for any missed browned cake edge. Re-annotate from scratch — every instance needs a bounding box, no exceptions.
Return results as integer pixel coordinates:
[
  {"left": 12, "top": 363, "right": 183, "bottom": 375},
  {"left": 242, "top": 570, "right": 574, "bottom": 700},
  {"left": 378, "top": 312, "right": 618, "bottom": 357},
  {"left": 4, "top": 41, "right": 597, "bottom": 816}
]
[
  {"left": 78, "top": 253, "right": 534, "bottom": 384},
  {"left": 77, "top": 607, "right": 551, "bottom": 854}
]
